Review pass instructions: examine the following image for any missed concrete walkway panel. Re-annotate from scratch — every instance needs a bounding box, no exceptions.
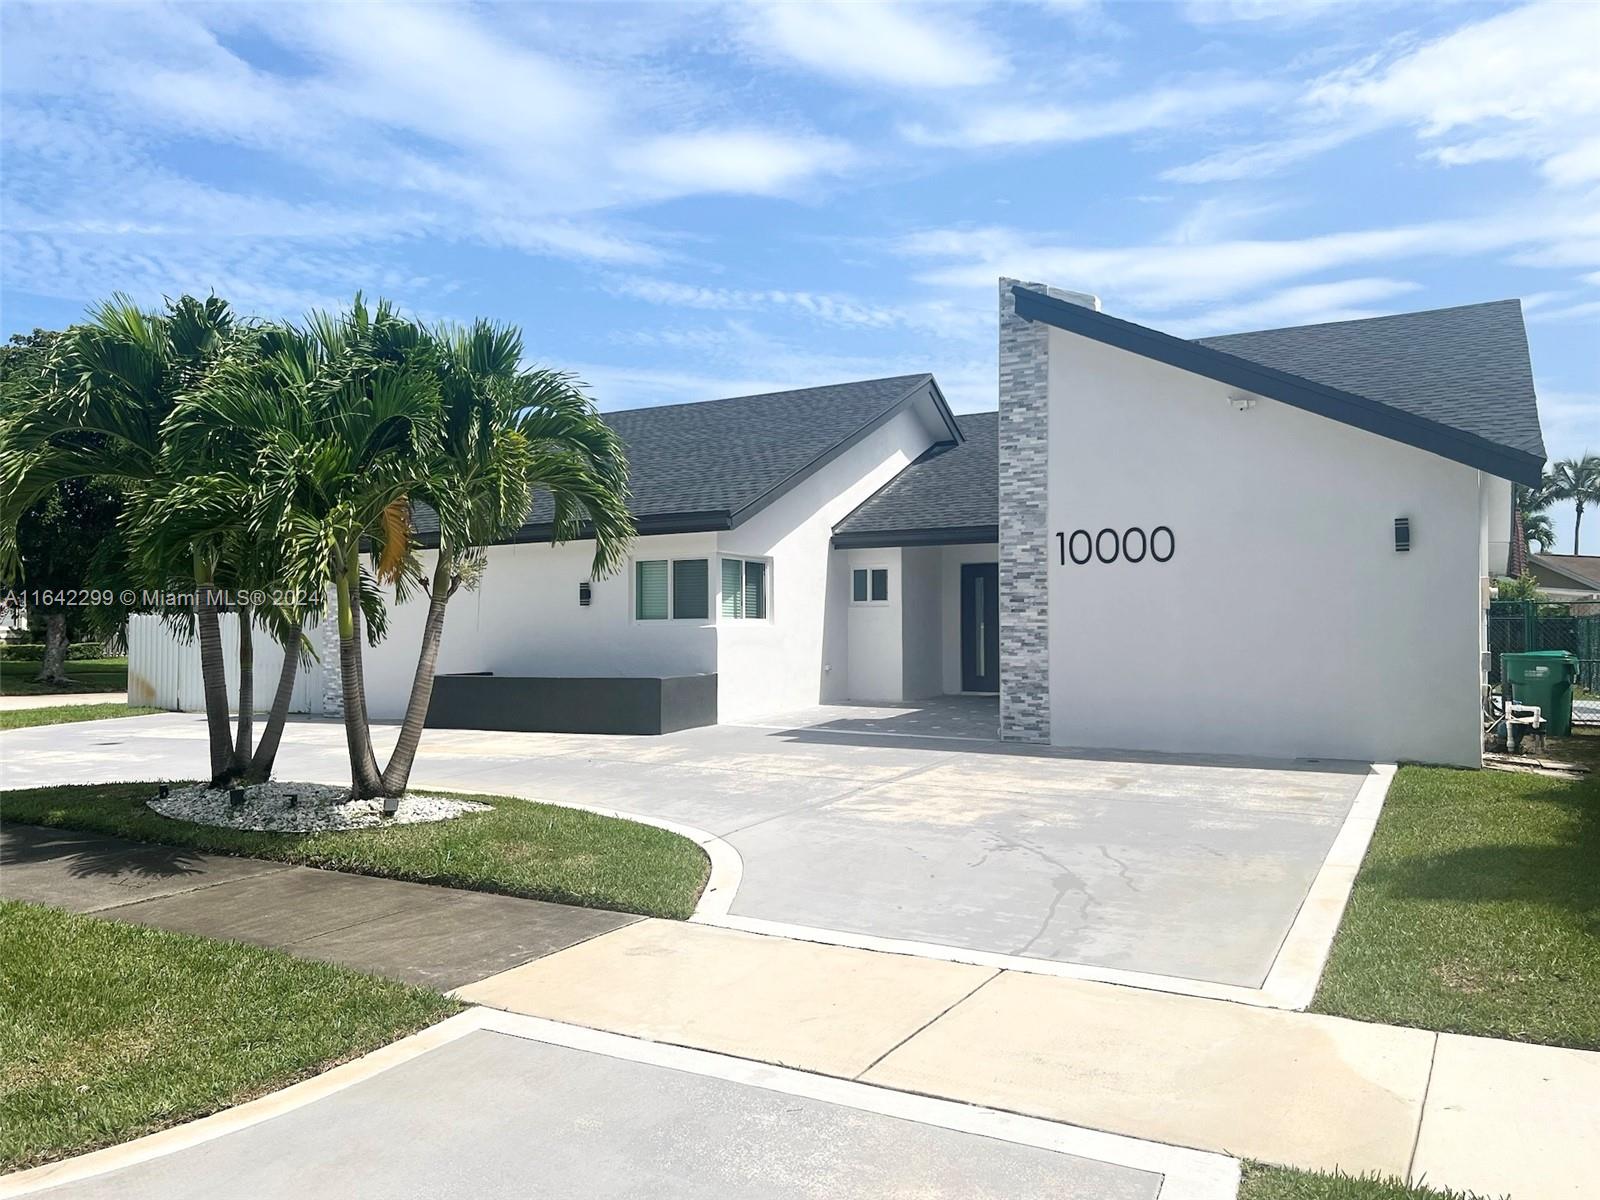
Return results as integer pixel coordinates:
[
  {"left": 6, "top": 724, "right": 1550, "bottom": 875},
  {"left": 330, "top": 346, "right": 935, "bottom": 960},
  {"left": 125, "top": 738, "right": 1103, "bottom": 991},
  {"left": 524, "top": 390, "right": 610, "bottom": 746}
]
[
  {"left": 862, "top": 969, "right": 1435, "bottom": 1175},
  {"left": 1411, "top": 1033, "right": 1600, "bottom": 1199},
  {"left": 0, "top": 824, "right": 288, "bottom": 913},
  {"left": 1, "top": 824, "right": 640, "bottom": 990},
  {"left": 457, "top": 919, "right": 995, "bottom": 1077},
  {"left": 25, "top": 1028, "right": 1169, "bottom": 1200}
]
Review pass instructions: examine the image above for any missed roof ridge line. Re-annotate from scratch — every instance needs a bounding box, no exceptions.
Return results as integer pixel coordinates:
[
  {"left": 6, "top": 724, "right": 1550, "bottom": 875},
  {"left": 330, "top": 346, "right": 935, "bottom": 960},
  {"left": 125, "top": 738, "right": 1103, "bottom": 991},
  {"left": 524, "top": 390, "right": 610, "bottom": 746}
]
[{"left": 597, "top": 373, "right": 934, "bottom": 419}]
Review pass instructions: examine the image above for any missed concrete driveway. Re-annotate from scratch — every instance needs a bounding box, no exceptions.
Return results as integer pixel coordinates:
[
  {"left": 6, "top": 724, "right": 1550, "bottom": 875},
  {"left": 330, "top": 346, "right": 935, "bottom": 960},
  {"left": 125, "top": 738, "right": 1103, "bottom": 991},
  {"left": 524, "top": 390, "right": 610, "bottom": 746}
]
[{"left": 0, "top": 698, "right": 1369, "bottom": 990}]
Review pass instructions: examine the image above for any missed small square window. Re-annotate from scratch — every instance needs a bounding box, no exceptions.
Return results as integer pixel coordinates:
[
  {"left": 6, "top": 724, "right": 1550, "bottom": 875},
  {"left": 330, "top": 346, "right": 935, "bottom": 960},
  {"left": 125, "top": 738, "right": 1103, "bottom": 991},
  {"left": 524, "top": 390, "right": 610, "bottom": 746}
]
[{"left": 853, "top": 565, "right": 890, "bottom": 605}]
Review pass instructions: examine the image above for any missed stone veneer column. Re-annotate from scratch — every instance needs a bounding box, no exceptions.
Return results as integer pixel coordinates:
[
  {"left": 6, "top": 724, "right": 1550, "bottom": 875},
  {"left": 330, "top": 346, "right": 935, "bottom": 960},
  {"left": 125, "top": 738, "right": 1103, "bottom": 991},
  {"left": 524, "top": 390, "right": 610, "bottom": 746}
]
[
  {"left": 318, "top": 601, "right": 343, "bottom": 719},
  {"left": 997, "top": 278, "right": 1052, "bottom": 743}
]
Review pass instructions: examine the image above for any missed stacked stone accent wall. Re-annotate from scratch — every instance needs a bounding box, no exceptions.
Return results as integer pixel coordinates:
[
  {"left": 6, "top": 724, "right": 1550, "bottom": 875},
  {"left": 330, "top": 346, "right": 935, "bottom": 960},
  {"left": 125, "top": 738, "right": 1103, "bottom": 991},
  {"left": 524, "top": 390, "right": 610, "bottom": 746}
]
[
  {"left": 997, "top": 278, "right": 1052, "bottom": 743},
  {"left": 319, "top": 604, "right": 343, "bottom": 718}
]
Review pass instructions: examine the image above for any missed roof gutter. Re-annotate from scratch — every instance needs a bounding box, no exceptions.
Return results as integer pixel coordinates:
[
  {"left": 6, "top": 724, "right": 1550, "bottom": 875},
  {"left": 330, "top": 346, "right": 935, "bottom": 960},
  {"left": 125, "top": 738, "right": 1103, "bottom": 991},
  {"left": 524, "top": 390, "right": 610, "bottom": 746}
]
[{"left": 832, "top": 524, "right": 999, "bottom": 549}]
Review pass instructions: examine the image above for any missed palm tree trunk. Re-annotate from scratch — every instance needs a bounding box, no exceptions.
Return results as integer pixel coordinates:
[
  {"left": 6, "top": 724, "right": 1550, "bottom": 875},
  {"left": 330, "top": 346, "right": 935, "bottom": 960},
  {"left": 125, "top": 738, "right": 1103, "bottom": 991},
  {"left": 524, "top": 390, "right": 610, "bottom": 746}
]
[
  {"left": 379, "top": 552, "right": 453, "bottom": 795},
  {"left": 194, "top": 573, "right": 236, "bottom": 786},
  {"left": 232, "top": 603, "right": 254, "bottom": 771},
  {"left": 248, "top": 633, "right": 302, "bottom": 782},
  {"left": 336, "top": 552, "right": 384, "bottom": 799},
  {"left": 34, "top": 613, "right": 69, "bottom": 683},
  {"left": 1575, "top": 501, "right": 1584, "bottom": 555}
]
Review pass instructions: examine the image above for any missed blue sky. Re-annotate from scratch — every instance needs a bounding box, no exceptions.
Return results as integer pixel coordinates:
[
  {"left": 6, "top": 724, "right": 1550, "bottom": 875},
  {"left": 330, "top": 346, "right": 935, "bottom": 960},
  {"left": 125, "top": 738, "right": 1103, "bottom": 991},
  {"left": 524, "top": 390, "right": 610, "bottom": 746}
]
[{"left": 2, "top": 0, "right": 1596, "bottom": 546}]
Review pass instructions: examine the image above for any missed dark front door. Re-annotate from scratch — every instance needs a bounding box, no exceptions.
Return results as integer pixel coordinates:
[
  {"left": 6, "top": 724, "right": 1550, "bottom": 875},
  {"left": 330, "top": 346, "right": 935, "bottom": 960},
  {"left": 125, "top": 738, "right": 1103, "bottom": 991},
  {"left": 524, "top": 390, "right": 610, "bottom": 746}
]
[{"left": 960, "top": 562, "right": 999, "bottom": 693}]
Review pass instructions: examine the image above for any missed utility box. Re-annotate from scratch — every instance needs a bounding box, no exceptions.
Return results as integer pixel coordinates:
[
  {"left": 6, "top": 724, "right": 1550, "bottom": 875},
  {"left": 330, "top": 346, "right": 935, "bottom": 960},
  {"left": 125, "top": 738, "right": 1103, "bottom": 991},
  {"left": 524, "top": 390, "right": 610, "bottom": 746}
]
[{"left": 1502, "top": 650, "right": 1578, "bottom": 737}]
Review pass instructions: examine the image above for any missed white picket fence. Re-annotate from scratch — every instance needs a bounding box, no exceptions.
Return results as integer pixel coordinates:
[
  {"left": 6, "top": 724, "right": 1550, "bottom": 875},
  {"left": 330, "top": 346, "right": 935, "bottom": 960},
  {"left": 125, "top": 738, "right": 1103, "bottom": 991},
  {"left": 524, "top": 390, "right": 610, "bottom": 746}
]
[{"left": 127, "top": 613, "right": 329, "bottom": 715}]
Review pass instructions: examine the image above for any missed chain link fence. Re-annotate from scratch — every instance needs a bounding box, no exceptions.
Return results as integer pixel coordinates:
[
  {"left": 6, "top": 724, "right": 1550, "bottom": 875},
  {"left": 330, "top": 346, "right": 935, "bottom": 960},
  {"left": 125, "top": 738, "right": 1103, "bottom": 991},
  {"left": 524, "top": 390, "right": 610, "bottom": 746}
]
[{"left": 1487, "top": 598, "right": 1600, "bottom": 724}]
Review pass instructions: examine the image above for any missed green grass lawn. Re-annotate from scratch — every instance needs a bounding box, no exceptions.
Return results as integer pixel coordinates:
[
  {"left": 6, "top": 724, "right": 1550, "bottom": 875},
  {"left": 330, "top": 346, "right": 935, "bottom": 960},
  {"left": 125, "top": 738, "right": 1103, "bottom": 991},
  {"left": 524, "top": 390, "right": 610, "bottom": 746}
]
[
  {"left": 1, "top": 781, "right": 709, "bottom": 919},
  {"left": 1239, "top": 1162, "right": 1501, "bottom": 1200},
  {"left": 1312, "top": 726, "right": 1600, "bottom": 1050},
  {"left": 0, "top": 899, "right": 459, "bottom": 1172},
  {"left": 0, "top": 657, "right": 128, "bottom": 697},
  {"left": 0, "top": 703, "right": 162, "bottom": 731}
]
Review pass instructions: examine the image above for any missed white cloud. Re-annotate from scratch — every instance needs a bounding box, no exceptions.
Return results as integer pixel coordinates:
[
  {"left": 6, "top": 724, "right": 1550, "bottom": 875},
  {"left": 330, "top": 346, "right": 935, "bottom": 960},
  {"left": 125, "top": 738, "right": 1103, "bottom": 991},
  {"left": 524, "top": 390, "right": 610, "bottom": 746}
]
[
  {"left": 1154, "top": 278, "right": 1423, "bottom": 336},
  {"left": 0, "top": 0, "right": 858, "bottom": 307},
  {"left": 1181, "top": 0, "right": 1354, "bottom": 23},
  {"left": 737, "top": 1, "right": 1006, "bottom": 89},
  {"left": 1160, "top": 126, "right": 1362, "bottom": 183},
  {"left": 622, "top": 130, "right": 854, "bottom": 196},
  {"left": 905, "top": 79, "right": 1280, "bottom": 149},
  {"left": 895, "top": 204, "right": 1600, "bottom": 309},
  {"left": 606, "top": 276, "right": 990, "bottom": 341},
  {"left": 1307, "top": 2, "right": 1600, "bottom": 187}
]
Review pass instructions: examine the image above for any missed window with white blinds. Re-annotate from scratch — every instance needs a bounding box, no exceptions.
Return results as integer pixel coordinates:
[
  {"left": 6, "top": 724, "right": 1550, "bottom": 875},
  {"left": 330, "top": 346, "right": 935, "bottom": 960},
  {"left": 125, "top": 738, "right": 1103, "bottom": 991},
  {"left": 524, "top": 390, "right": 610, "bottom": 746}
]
[
  {"left": 721, "top": 558, "right": 744, "bottom": 618},
  {"left": 720, "top": 557, "right": 769, "bottom": 620},
  {"left": 635, "top": 560, "right": 668, "bottom": 620},
  {"left": 673, "top": 559, "right": 709, "bottom": 620},
  {"left": 636, "top": 557, "right": 711, "bottom": 621}
]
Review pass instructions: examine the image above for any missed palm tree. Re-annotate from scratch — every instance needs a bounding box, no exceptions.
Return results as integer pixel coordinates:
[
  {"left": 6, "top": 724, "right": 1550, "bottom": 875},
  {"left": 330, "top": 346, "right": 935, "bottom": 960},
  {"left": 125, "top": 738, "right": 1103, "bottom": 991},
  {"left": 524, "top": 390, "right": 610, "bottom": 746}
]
[
  {"left": 1523, "top": 509, "right": 1556, "bottom": 554},
  {"left": 375, "top": 319, "right": 633, "bottom": 796},
  {"left": 164, "top": 299, "right": 439, "bottom": 798},
  {"left": 1550, "top": 454, "right": 1600, "bottom": 553},
  {"left": 0, "top": 296, "right": 252, "bottom": 782}
]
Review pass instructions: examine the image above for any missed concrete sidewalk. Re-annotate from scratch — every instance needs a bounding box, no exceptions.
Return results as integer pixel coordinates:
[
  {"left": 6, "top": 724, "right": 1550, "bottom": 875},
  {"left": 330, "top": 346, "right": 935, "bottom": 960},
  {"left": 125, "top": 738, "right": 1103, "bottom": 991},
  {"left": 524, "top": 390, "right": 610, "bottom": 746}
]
[
  {"left": 0, "top": 691, "right": 129, "bottom": 711},
  {"left": 0, "top": 823, "right": 638, "bottom": 990},
  {"left": 459, "top": 918, "right": 1600, "bottom": 1199}
]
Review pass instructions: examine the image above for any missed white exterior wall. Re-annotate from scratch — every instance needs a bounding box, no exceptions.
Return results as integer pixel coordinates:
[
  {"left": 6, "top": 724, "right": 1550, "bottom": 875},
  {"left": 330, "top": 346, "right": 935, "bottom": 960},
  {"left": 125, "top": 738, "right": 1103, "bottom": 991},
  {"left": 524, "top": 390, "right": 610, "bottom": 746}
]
[
  {"left": 1044, "top": 328, "right": 1487, "bottom": 767},
  {"left": 900, "top": 546, "right": 944, "bottom": 699},
  {"left": 356, "top": 536, "right": 719, "bottom": 720},
  {"left": 842, "top": 547, "right": 903, "bottom": 702},
  {"left": 720, "top": 406, "right": 941, "bottom": 720},
  {"left": 126, "top": 612, "right": 327, "bottom": 715}
]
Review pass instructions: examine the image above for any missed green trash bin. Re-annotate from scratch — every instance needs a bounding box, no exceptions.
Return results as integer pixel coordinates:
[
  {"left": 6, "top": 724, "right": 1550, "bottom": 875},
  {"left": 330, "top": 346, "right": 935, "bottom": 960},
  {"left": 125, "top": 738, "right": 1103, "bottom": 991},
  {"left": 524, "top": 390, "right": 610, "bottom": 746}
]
[{"left": 1502, "top": 650, "right": 1578, "bottom": 737}]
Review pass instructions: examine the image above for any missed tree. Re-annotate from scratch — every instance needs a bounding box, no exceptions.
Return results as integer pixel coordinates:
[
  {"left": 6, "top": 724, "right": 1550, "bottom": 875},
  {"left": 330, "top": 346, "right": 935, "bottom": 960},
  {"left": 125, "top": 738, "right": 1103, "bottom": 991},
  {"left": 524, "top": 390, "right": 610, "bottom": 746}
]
[
  {"left": 164, "top": 298, "right": 439, "bottom": 798},
  {"left": 1550, "top": 454, "right": 1600, "bottom": 554},
  {"left": 0, "top": 297, "right": 257, "bottom": 782},
  {"left": 375, "top": 319, "right": 632, "bottom": 795},
  {"left": 1, "top": 328, "right": 130, "bottom": 682},
  {"left": 1522, "top": 509, "right": 1556, "bottom": 554}
]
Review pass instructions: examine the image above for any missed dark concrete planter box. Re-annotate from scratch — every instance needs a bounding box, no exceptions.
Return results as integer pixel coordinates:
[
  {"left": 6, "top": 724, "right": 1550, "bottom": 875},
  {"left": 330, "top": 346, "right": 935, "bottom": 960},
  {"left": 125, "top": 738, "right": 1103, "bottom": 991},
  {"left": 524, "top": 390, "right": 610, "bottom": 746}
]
[{"left": 424, "top": 673, "right": 717, "bottom": 736}]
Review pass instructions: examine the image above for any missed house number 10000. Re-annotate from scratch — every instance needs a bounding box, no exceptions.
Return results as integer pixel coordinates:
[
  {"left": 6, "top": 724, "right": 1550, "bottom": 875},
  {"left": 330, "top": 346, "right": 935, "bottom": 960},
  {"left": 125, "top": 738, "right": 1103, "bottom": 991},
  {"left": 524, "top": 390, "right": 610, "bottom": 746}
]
[{"left": 1055, "top": 526, "right": 1174, "bottom": 565}]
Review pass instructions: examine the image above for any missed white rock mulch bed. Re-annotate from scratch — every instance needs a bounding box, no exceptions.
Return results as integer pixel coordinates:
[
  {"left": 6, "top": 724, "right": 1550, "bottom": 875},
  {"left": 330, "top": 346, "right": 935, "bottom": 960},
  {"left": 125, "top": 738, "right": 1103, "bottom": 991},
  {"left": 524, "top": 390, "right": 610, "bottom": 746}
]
[{"left": 147, "top": 781, "right": 490, "bottom": 833}]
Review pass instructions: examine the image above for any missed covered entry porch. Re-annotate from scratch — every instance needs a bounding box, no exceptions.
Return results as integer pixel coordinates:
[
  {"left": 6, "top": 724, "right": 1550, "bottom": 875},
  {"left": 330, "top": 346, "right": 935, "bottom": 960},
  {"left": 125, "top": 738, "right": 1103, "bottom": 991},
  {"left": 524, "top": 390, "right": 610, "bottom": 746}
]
[{"left": 834, "top": 542, "right": 999, "bottom": 705}]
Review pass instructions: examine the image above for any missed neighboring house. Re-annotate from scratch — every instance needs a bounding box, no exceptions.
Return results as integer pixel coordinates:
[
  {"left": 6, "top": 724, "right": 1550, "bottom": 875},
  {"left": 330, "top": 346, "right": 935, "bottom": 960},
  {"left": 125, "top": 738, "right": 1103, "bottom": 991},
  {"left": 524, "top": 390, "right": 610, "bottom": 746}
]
[
  {"left": 129, "top": 284, "right": 1546, "bottom": 767},
  {"left": 1529, "top": 554, "right": 1600, "bottom": 601}
]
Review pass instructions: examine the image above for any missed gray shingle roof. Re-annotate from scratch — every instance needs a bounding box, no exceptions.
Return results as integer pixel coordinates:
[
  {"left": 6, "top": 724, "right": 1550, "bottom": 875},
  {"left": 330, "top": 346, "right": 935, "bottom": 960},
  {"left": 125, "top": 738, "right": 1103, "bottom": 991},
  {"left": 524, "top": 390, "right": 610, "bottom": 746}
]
[
  {"left": 1196, "top": 300, "right": 1546, "bottom": 461},
  {"left": 417, "top": 374, "right": 945, "bottom": 543},
  {"left": 833, "top": 412, "right": 998, "bottom": 545}
]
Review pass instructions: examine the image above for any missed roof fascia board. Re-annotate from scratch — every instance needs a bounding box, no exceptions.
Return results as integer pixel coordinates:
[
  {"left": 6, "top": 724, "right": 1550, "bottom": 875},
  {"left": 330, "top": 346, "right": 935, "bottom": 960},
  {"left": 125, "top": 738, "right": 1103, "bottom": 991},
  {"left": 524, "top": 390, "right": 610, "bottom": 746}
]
[
  {"left": 422, "top": 510, "right": 732, "bottom": 551},
  {"left": 831, "top": 525, "right": 999, "bottom": 549},
  {"left": 1011, "top": 285, "right": 1545, "bottom": 487},
  {"left": 727, "top": 376, "right": 957, "bottom": 530}
]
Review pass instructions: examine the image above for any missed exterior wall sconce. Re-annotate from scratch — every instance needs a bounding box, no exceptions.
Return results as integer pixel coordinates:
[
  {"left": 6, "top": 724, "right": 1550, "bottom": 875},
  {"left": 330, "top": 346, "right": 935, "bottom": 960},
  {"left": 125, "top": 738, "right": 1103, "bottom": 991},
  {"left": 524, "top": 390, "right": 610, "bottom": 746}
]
[
  {"left": 579, "top": 581, "right": 593, "bottom": 607},
  {"left": 1395, "top": 517, "right": 1411, "bottom": 552}
]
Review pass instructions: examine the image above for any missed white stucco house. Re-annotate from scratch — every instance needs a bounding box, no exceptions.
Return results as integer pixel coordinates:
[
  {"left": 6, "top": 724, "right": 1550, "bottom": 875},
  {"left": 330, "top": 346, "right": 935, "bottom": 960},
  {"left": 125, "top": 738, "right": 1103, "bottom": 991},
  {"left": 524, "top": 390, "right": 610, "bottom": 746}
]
[{"left": 130, "top": 281, "right": 1545, "bottom": 767}]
